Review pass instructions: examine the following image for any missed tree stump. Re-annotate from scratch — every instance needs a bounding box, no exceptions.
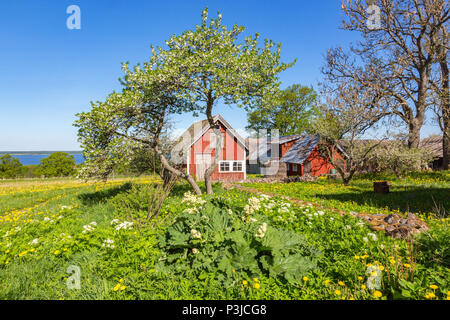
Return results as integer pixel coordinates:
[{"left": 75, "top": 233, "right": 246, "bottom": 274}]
[{"left": 373, "top": 181, "right": 391, "bottom": 194}]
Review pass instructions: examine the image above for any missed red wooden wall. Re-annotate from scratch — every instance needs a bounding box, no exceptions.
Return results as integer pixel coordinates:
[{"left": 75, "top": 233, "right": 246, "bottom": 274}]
[
  {"left": 282, "top": 144, "right": 342, "bottom": 177},
  {"left": 188, "top": 122, "right": 246, "bottom": 182}
]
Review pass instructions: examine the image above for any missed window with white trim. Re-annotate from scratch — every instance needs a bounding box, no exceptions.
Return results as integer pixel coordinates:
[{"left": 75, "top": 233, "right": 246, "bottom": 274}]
[
  {"left": 219, "top": 160, "right": 244, "bottom": 172},
  {"left": 219, "top": 161, "right": 230, "bottom": 172},
  {"left": 232, "top": 161, "right": 243, "bottom": 172}
]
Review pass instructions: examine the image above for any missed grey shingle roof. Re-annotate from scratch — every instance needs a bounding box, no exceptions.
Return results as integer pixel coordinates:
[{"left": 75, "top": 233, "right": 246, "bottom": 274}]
[
  {"left": 249, "top": 134, "right": 321, "bottom": 165},
  {"left": 280, "top": 134, "right": 320, "bottom": 164}
]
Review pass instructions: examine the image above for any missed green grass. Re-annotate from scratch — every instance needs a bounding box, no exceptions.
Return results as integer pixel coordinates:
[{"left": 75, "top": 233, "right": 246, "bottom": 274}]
[
  {"left": 0, "top": 172, "right": 448, "bottom": 300},
  {"left": 242, "top": 171, "right": 450, "bottom": 218}
]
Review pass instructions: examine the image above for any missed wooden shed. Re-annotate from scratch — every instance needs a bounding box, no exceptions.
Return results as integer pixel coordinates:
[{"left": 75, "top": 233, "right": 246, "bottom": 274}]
[{"left": 177, "top": 115, "right": 248, "bottom": 182}]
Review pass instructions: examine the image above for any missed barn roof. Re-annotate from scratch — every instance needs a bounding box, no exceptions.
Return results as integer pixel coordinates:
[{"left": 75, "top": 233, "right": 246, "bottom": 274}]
[
  {"left": 280, "top": 134, "right": 321, "bottom": 164},
  {"left": 249, "top": 134, "right": 323, "bottom": 165},
  {"left": 246, "top": 134, "right": 302, "bottom": 162}
]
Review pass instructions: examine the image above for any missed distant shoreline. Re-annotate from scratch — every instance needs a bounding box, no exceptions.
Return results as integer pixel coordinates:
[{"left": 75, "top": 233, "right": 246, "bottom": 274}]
[{"left": 0, "top": 151, "right": 83, "bottom": 155}]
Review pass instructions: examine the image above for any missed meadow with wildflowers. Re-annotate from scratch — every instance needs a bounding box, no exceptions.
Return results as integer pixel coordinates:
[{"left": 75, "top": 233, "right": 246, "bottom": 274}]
[{"left": 0, "top": 172, "right": 448, "bottom": 300}]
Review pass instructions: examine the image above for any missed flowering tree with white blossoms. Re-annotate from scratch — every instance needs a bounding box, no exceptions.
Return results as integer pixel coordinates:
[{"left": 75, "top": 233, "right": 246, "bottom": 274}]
[
  {"left": 153, "top": 7, "right": 295, "bottom": 194},
  {"left": 74, "top": 68, "right": 202, "bottom": 194}
]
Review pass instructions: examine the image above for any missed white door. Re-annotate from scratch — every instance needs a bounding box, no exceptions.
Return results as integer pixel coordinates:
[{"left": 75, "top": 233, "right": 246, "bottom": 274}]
[{"left": 195, "top": 154, "right": 211, "bottom": 180}]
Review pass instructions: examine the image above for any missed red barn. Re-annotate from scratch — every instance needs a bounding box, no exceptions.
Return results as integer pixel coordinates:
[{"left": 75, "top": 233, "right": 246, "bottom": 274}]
[
  {"left": 248, "top": 134, "right": 344, "bottom": 178},
  {"left": 177, "top": 115, "right": 247, "bottom": 182}
]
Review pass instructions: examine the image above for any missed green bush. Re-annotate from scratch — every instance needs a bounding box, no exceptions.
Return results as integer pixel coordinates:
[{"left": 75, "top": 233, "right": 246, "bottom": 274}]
[
  {"left": 35, "top": 152, "right": 76, "bottom": 178},
  {"left": 0, "top": 154, "right": 23, "bottom": 179},
  {"left": 156, "top": 193, "right": 321, "bottom": 287}
]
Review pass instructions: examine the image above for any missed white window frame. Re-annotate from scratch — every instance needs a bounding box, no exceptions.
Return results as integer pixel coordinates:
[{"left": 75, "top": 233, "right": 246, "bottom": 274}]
[
  {"left": 219, "top": 161, "right": 231, "bottom": 172},
  {"left": 292, "top": 164, "right": 298, "bottom": 171},
  {"left": 232, "top": 161, "right": 244, "bottom": 172},
  {"left": 218, "top": 160, "right": 245, "bottom": 173}
]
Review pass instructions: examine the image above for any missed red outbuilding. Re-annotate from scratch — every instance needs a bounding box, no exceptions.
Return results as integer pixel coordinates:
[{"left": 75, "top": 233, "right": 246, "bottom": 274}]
[
  {"left": 177, "top": 115, "right": 247, "bottom": 182},
  {"left": 247, "top": 134, "right": 345, "bottom": 178}
]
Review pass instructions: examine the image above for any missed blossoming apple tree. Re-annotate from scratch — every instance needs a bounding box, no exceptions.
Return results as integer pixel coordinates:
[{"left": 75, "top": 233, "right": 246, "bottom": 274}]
[{"left": 75, "top": 7, "right": 294, "bottom": 195}]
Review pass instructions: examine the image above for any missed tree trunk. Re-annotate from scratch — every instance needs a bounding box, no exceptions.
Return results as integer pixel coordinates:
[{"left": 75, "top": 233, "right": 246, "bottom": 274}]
[
  {"left": 204, "top": 124, "right": 222, "bottom": 194},
  {"left": 154, "top": 145, "right": 202, "bottom": 195},
  {"left": 440, "top": 59, "right": 449, "bottom": 170},
  {"left": 407, "top": 118, "right": 423, "bottom": 148},
  {"left": 408, "top": 69, "right": 428, "bottom": 148},
  {"left": 203, "top": 96, "right": 221, "bottom": 195}
]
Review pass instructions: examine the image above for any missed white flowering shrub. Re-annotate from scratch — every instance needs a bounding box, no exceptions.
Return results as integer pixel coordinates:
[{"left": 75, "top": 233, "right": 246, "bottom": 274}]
[
  {"left": 181, "top": 191, "right": 206, "bottom": 207},
  {"left": 114, "top": 221, "right": 134, "bottom": 231},
  {"left": 102, "top": 238, "right": 115, "bottom": 249}
]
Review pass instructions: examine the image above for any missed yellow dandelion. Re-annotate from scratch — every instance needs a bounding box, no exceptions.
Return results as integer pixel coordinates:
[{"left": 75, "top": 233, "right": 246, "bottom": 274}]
[
  {"left": 354, "top": 255, "right": 360, "bottom": 260},
  {"left": 19, "top": 251, "right": 28, "bottom": 257},
  {"left": 324, "top": 279, "right": 331, "bottom": 285},
  {"left": 357, "top": 276, "right": 363, "bottom": 281},
  {"left": 254, "top": 283, "right": 260, "bottom": 289},
  {"left": 373, "top": 291, "right": 382, "bottom": 298},
  {"left": 429, "top": 285, "right": 438, "bottom": 290},
  {"left": 361, "top": 284, "right": 367, "bottom": 289},
  {"left": 54, "top": 250, "right": 60, "bottom": 255},
  {"left": 404, "top": 263, "right": 411, "bottom": 268},
  {"left": 120, "top": 285, "right": 126, "bottom": 291},
  {"left": 242, "top": 280, "right": 248, "bottom": 285},
  {"left": 303, "top": 276, "right": 308, "bottom": 282},
  {"left": 335, "top": 290, "right": 341, "bottom": 296},
  {"left": 338, "top": 281, "right": 345, "bottom": 286}
]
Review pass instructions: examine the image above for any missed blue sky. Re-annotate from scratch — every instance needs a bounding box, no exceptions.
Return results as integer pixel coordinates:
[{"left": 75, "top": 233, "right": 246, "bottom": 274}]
[{"left": 0, "top": 0, "right": 441, "bottom": 151}]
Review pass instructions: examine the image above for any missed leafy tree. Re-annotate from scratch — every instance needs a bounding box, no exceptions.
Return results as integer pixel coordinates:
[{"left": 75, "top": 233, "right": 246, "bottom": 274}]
[
  {"left": 114, "top": 147, "right": 163, "bottom": 177},
  {"left": 149, "top": 8, "right": 294, "bottom": 194},
  {"left": 246, "top": 84, "right": 317, "bottom": 135},
  {"left": 328, "top": 0, "right": 450, "bottom": 148},
  {"left": 0, "top": 154, "right": 23, "bottom": 179},
  {"left": 35, "top": 152, "right": 76, "bottom": 178}
]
